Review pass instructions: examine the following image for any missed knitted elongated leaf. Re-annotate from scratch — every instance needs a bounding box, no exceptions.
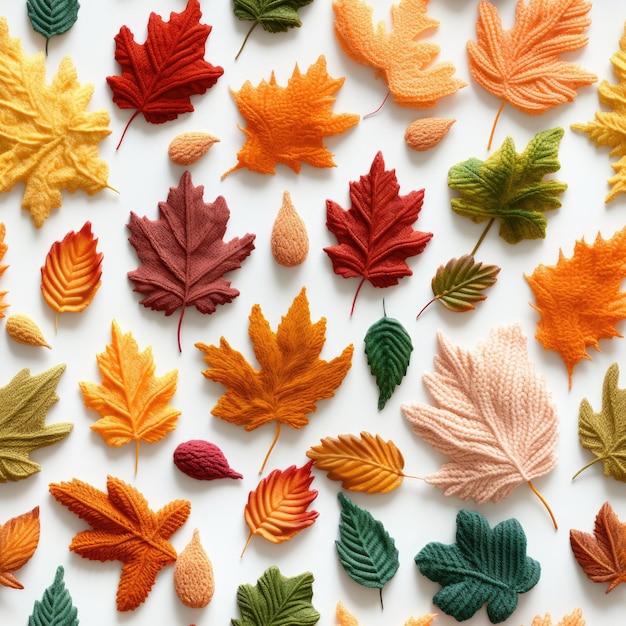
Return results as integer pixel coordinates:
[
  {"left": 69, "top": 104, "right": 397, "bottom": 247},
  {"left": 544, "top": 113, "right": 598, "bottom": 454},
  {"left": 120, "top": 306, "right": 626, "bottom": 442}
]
[
  {"left": 0, "top": 507, "right": 40, "bottom": 589},
  {"left": 28, "top": 566, "right": 78, "bottom": 626},
  {"left": 364, "top": 315, "right": 413, "bottom": 409},
  {"left": 415, "top": 509, "right": 540, "bottom": 623},
  {"left": 27, "top": 0, "right": 80, "bottom": 52}
]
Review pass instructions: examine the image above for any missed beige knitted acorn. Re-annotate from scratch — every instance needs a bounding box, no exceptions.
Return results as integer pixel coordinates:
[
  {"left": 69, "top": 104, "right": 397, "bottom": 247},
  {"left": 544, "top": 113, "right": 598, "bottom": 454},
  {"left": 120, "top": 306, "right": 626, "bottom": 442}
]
[
  {"left": 174, "top": 529, "right": 214, "bottom": 608},
  {"left": 271, "top": 191, "right": 309, "bottom": 267},
  {"left": 404, "top": 118, "right": 456, "bottom": 151},
  {"left": 168, "top": 132, "right": 220, "bottom": 166}
]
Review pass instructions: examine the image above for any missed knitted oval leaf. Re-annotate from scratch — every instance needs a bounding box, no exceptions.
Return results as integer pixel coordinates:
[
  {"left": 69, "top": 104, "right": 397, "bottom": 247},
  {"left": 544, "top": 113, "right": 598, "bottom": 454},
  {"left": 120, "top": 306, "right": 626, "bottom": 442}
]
[
  {"left": 26, "top": 0, "right": 79, "bottom": 54},
  {"left": 271, "top": 191, "right": 309, "bottom": 267},
  {"left": 364, "top": 315, "right": 413, "bottom": 409},
  {"left": 336, "top": 601, "right": 437, "bottom": 626},
  {"left": 174, "top": 529, "right": 214, "bottom": 609},
  {"left": 402, "top": 325, "right": 558, "bottom": 527},
  {"left": 415, "top": 509, "right": 540, "bottom": 623},
  {"left": 173, "top": 439, "right": 243, "bottom": 481},
  {"left": 336, "top": 492, "right": 399, "bottom": 604},
  {"left": 28, "top": 566, "right": 78, "bottom": 626},
  {"left": 6, "top": 314, "right": 51, "bottom": 349},
  {"left": 0, "top": 507, "right": 40, "bottom": 589},
  {"left": 307, "top": 432, "right": 406, "bottom": 494},
  {"left": 527, "top": 610, "right": 585, "bottom": 626},
  {"left": 232, "top": 566, "right": 320, "bottom": 626}
]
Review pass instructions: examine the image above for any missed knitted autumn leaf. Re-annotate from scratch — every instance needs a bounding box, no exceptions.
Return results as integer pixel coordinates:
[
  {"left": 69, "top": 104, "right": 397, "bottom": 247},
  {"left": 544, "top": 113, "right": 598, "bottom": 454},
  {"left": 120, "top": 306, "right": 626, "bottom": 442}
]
[
  {"left": 78, "top": 320, "right": 180, "bottom": 474},
  {"left": 49, "top": 475, "right": 191, "bottom": 612},
  {"left": 336, "top": 602, "right": 437, "bottom": 626},
  {"left": 0, "top": 18, "right": 110, "bottom": 228},
  {"left": 526, "top": 610, "right": 585, "bottom": 626},
  {"left": 467, "top": 0, "right": 596, "bottom": 148},
  {"left": 174, "top": 529, "right": 214, "bottom": 609},
  {"left": 106, "top": 0, "right": 223, "bottom": 148},
  {"left": 223, "top": 55, "right": 359, "bottom": 177},
  {"left": 324, "top": 151, "right": 432, "bottom": 315},
  {"left": 402, "top": 325, "right": 559, "bottom": 527},
  {"left": 570, "top": 501, "right": 626, "bottom": 592},
  {"left": 307, "top": 432, "right": 407, "bottom": 494},
  {"left": 127, "top": 170, "right": 256, "bottom": 352},
  {"left": 415, "top": 509, "right": 541, "bottom": 623},
  {"left": 333, "top": 0, "right": 465, "bottom": 108},
  {"left": 196, "top": 287, "right": 354, "bottom": 473},
  {"left": 40, "top": 222, "right": 102, "bottom": 328},
  {"left": 173, "top": 440, "right": 243, "bottom": 481},
  {"left": 27, "top": 0, "right": 80, "bottom": 54},
  {"left": 0, "top": 507, "right": 40, "bottom": 589},
  {"left": 0, "top": 223, "right": 9, "bottom": 319},
  {"left": 525, "top": 227, "right": 626, "bottom": 388},
  {"left": 29, "top": 566, "right": 78, "bottom": 626},
  {"left": 242, "top": 461, "right": 319, "bottom": 556}
]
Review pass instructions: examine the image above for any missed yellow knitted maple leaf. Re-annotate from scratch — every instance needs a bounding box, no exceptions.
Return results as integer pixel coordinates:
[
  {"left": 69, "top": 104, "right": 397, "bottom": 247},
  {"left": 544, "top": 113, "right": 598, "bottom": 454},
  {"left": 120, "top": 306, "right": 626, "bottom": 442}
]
[{"left": 0, "top": 18, "right": 111, "bottom": 227}]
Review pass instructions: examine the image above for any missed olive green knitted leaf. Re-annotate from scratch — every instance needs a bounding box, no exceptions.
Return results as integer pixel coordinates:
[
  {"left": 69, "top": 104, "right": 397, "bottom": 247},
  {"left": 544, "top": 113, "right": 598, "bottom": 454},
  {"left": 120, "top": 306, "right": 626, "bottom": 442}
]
[
  {"left": 415, "top": 509, "right": 540, "bottom": 623},
  {"left": 364, "top": 315, "right": 413, "bottom": 409},
  {"left": 26, "top": 0, "right": 80, "bottom": 54},
  {"left": 336, "top": 492, "right": 399, "bottom": 605},
  {"left": 29, "top": 566, "right": 79, "bottom": 626},
  {"left": 448, "top": 128, "right": 567, "bottom": 244},
  {"left": 573, "top": 363, "right": 626, "bottom": 481},
  {"left": 232, "top": 566, "right": 320, "bottom": 626}
]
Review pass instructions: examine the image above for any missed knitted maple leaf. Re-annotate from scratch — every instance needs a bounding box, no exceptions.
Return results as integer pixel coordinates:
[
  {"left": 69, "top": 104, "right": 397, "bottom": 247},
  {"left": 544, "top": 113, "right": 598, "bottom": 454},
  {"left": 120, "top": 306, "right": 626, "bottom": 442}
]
[
  {"left": 0, "top": 18, "right": 111, "bottom": 228},
  {"left": 223, "top": 55, "right": 359, "bottom": 177},
  {"left": 525, "top": 227, "right": 626, "bottom": 388},
  {"left": 402, "top": 325, "right": 559, "bottom": 527}
]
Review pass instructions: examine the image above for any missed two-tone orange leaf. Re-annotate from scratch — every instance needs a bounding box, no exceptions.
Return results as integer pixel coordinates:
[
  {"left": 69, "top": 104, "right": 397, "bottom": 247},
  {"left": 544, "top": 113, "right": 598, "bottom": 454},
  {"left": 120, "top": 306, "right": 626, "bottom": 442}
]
[
  {"left": 41, "top": 221, "right": 102, "bottom": 329},
  {"left": 241, "top": 461, "right": 319, "bottom": 556},
  {"left": 0, "top": 506, "right": 40, "bottom": 589},
  {"left": 307, "top": 432, "right": 407, "bottom": 493},
  {"left": 78, "top": 320, "right": 181, "bottom": 474}
]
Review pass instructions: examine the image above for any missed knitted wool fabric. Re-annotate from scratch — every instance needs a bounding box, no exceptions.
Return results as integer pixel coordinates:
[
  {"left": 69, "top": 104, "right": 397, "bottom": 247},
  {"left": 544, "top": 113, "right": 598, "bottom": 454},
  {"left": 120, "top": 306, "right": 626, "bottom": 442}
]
[{"left": 174, "top": 529, "right": 214, "bottom": 608}]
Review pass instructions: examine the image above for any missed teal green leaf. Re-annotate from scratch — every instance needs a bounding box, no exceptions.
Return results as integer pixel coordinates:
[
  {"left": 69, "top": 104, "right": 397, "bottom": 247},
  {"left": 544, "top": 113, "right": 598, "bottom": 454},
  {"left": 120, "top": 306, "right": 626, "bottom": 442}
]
[
  {"left": 364, "top": 315, "right": 413, "bottom": 409},
  {"left": 232, "top": 566, "right": 320, "bottom": 626},
  {"left": 335, "top": 492, "right": 399, "bottom": 600},
  {"left": 29, "top": 566, "right": 79, "bottom": 626},
  {"left": 448, "top": 128, "right": 567, "bottom": 244},
  {"left": 415, "top": 509, "right": 540, "bottom": 624},
  {"left": 26, "top": 0, "right": 80, "bottom": 53}
]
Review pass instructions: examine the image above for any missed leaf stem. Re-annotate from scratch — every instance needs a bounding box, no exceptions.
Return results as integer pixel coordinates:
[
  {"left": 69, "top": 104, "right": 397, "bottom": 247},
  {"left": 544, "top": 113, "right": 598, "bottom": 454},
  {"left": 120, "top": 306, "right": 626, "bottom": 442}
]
[
  {"left": 487, "top": 100, "right": 506, "bottom": 151},
  {"left": 177, "top": 306, "right": 186, "bottom": 353},
  {"left": 116, "top": 110, "right": 141, "bottom": 150},
  {"left": 470, "top": 218, "right": 495, "bottom": 257},
  {"left": 241, "top": 531, "right": 253, "bottom": 558},
  {"left": 135, "top": 439, "right": 139, "bottom": 476},
  {"left": 364, "top": 92, "right": 390, "bottom": 119},
  {"left": 235, "top": 22, "right": 258, "bottom": 61},
  {"left": 259, "top": 423, "right": 281, "bottom": 474},
  {"left": 379, "top": 586, "right": 384, "bottom": 610},
  {"left": 528, "top": 481, "right": 557, "bottom": 530},
  {"left": 350, "top": 277, "right": 366, "bottom": 317},
  {"left": 45, "top": 37, "right": 50, "bottom": 57},
  {"left": 572, "top": 456, "right": 604, "bottom": 481},
  {"left": 416, "top": 296, "right": 438, "bottom": 320}
]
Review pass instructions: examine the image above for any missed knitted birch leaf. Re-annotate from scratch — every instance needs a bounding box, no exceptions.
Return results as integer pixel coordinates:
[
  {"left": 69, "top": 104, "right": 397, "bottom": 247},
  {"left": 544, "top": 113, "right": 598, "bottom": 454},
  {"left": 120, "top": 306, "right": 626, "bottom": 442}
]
[
  {"left": 29, "top": 566, "right": 78, "bottom": 626},
  {"left": 364, "top": 315, "right": 413, "bottom": 409},
  {"left": 0, "top": 507, "right": 40, "bottom": 589},
  {"left": 415, "top": 509, "right": 541, "bottom": 623},
  {"left": 336, "top": 492, "right": 399, "bottom": 604},
  {"left": 27, "top": 0, "right": 80, "bottom": 53},
  {"left": 307, "top": 432, "right": 407, "bottom": 493},
  {"left": 402, "top": 325, "right": 559, "bottom": 527}
]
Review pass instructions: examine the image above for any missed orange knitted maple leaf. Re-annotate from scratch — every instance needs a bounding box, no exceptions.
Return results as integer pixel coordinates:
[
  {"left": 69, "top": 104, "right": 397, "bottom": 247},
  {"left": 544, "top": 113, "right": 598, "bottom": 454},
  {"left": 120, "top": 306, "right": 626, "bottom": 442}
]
[
  {"left": 223, "top": 55, "right": 359, "bottom": 177},
  {"left": 526, "top": 226, "right": 626, "bottom": 388}
]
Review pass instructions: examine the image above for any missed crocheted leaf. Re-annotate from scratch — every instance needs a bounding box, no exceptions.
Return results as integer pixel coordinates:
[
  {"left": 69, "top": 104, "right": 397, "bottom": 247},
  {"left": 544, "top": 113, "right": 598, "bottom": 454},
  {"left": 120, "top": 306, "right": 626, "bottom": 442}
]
[
  {"left": 0, "top": 507, "right": 40, "bottom": 589},
  {"left": 364, "top": 315, "right": 413, "bottom": 409},
  {"left": 402, "top": 325, "right": 558, "bottom": 525},
  {"left": 333, "top": 0, "right": 465, "bottom": 108},
  {"left": 336, "top": 493, "right": 399, "bottom": 599},
  {"left": 307, "top": 432, "right": 406, "bottom": 494},
  {"left": 0, "top": 223, "right": 9, "bottom": 319},
  {"left": 572, "top": 24, "right": 626, "bottom": 202},
  {"left": 0, "top": 18, "right": 110, "bottom": 228},
  {"left": 324, "top": 151, "right": 432, "bottom": 314},
  {"left": 49, "top": 475, "right": 191, "bottom": 612},
  {"left": 174, "top": 529, "right": 214, "bottom": 609},
  {"left": 415, "top": 509, "right": 540, "bottom": 623},
  {"left": 448, "top": 129, "right": 567, "bottom": 245},
  {"left": 26, "top": 0, "right": 79, "bottom": 53},
  {"left": 196, "top": 287, "right": 353, "bottom": 473},
  {"left": 0, "top": 364, "right": 71, "bottom": 482},
  {"left": 223, "top": 55, "right": 359, "bottom": 177},
  {"left": 106, "top": 0, "right": 223, "bottom": 148},
  {"left": 40, "top": 222, "right": 102, "bottom": 327},
  {"left": 525, "top": 227, "right": 626, "bottom": 388},
  {"left": 173, "top": 440, "right": 243, "bottom": 481},
  {"left": 28, "top": 566, "right": 78, "bottom": 626},
  {"left": 78, "top": 320, "right": 180, "bottom": 474},
  {"left": 232, "top": 566, "right": 320, "bottom": 626},
  {"left": 127, "top": 170, "right": 255, "bottom": 351},
  {"left": 527, "top": 609, "right": 585, "bottom": 626},
  {"left": 336, "top": 602, "right": 437, "bottom": 626},
  {"left": 242, "top": 461, "right": 319, "bottom": 555},
  {"left": 570, "top": 501, "right": 626, "bottom": 592}
]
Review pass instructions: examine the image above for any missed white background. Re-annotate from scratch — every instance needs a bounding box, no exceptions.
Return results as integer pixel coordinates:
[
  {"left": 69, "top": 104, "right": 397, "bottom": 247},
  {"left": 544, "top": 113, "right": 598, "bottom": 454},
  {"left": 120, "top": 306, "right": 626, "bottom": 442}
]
[{"left": 2, "top": 1, "right": 626, "bottom": 624}]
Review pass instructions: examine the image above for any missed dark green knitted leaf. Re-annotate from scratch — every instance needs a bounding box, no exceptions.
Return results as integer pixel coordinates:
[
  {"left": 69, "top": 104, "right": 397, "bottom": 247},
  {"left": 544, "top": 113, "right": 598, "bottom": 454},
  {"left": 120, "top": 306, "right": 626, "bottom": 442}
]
[
  {"left": 448, "top": 128, "right": 567, "bottom": 244},
  {"left": 415, "top": 510, "right": 540, "bottom": 624},
  {"left": 231, "top": 566, "right": 320, "bottom": 626},
  {"left": 26, "top": 0, "right": 80, "bottom": 53},
  {"left": 29, "top": 566, "right": 78, "bottom": 626},
  {"left": 335, "top": 492, "right": 399, "bottom": 600},
  {"left": 364, "top": 315, "right": 413, "bottom": 409}
]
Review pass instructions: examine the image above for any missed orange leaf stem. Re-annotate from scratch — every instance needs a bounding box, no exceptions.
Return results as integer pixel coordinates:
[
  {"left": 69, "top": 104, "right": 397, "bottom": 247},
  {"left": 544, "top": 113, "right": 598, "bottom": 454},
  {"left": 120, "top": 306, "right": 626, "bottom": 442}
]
[
  {"left": 528, "top": 481, "right": 557, "bottom": 530},
  {"left": 241, "top": 531, "right": 253, "bottom": 558},
  {"left": 259, "top": 422, "right": 281, "bottom": 474},
  {"left": 135, "top": 440, "right": 139, "bottom": 476},
  {"left": 363, "top": 91, "right": 390, "bottom": 119},
  {"left": 487, "top": 100, "right": 506, "bottom": 151}
]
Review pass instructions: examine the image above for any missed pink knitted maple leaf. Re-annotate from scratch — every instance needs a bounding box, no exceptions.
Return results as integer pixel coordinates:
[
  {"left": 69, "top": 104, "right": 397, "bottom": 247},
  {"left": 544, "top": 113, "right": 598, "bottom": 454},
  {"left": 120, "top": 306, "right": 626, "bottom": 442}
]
[{"left": 402, "top": 325, "right": 559, "bottom": 525}]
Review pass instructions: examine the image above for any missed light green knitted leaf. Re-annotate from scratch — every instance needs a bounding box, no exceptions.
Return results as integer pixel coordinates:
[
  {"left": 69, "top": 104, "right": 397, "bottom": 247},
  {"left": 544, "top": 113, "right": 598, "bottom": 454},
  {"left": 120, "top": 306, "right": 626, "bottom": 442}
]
[
  {"left": 364, "top": 315, "right": 413, "bottom": 409},
  {"left": 232, "top": 566, "right": 320, "bottom": 626},
  {"left": 26, "top": 0, "right": 80, "bottom": 54},
  {"left": 29, "top": 566, "right": 79, "bottom": 626}
]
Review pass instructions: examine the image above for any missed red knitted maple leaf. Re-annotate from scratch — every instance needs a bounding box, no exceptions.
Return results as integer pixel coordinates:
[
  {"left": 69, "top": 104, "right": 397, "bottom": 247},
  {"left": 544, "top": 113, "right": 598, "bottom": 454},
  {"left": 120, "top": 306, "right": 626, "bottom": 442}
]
[
  {"left": 324, "top": 151, "right": 432, "bottom": 314},
  {"left": 107, "top": 0, "right": 223, "bottom": 148}
]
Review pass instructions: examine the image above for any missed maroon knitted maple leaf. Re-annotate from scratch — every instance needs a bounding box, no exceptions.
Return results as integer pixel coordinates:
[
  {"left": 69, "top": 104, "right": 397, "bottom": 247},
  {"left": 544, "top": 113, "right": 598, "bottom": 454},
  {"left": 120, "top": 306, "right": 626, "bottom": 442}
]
[
  {"left": 107, "top": 0, "right": 223, "bottom": 148},
  {"left": 127, "top": 171, "right": 255, "bottom": 351},
  {"left": 324, "top": 151, "right": 433, "bottom": 314}
]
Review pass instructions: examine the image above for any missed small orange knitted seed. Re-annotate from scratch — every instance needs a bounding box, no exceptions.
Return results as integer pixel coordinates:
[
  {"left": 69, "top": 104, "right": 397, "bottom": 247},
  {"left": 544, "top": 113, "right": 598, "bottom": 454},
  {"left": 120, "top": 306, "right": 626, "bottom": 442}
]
[
  {"left": 404, "top": 118, "right": 455, "bottom": 151},
  {"left": 168, "top": 132, "right": 219, "bottom": 166},
  {"left": 6, "top": 313, "right": 51, "bottom": 348},
  {"left": 174, "top": 528, "right": 214, "bottom": 608},
  {"left": 271, "top": 191, "right": 309, "bottom": 267}
]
